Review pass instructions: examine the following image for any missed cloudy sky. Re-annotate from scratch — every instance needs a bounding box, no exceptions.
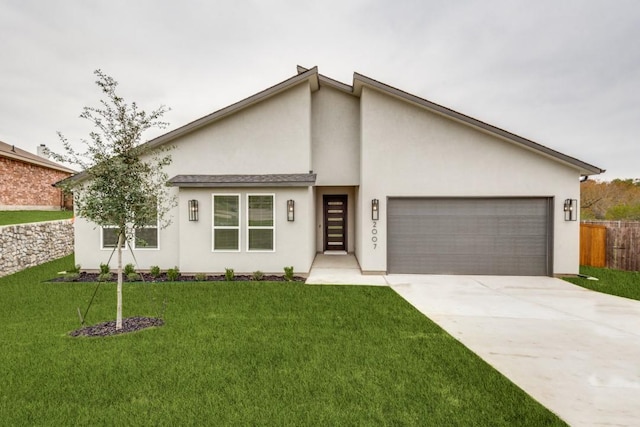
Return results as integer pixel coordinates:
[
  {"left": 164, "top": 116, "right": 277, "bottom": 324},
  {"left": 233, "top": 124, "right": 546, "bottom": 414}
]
[{"left": 1, "top": 0, "right": 638, "bottom": 179}]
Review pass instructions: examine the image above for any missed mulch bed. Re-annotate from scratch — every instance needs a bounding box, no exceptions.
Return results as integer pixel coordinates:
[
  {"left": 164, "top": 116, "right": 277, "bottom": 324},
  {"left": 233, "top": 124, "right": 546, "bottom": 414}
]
[
  {"left": 69, "top": 316, "right": 164, "bottom": 337},
  {"left": 51, "top": 272, "right": 306, "bottom": 283}
]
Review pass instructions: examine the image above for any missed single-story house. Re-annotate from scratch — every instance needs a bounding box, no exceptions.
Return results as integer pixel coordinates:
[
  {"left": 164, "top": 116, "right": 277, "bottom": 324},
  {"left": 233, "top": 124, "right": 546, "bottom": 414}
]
[
  {"left": 0, "top": 142, "right": 74, "bottom": 210},
  {"left": 72, "top": 65, "right": 603, "bottom": 276}
]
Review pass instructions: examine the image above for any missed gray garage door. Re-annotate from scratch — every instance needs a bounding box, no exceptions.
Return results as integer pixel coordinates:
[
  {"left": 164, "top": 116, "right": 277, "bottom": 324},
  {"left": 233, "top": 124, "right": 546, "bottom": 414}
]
[{"left": 387, "top": 198, "right": 552, "bottom": 276}]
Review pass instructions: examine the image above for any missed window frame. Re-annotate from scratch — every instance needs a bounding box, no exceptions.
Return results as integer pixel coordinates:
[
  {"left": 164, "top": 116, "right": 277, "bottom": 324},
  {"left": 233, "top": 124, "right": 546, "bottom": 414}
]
[
  {"left": 100, "top": 226, "right": 124, "bottom": 250},
  {"left": 212, "top": 193, "right": 241, "bottom": 252},
  {"left": 246, "top": 193, "right": 276, "bottom": 252},
  {"left": 132, "top": 221, "right": 160, "bottom": 250},
  {"left": 100, "top": 223, "right": 160, "bottom": 251}
]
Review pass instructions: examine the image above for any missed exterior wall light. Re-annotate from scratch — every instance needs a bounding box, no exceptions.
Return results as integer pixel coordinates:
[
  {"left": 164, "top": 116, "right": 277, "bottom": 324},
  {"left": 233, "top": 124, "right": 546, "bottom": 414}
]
[
  {"left": 372, "top": 199, "right": 379, "bottom": 220},
  {"left": 188, "top": 199, "right": 199, "bottom": 222},
  {"left": 564, "top": 199, "right": 577, "bottom": 221},
  {"left": 287, "top": 199, "right": 295, "bottom": 221}
]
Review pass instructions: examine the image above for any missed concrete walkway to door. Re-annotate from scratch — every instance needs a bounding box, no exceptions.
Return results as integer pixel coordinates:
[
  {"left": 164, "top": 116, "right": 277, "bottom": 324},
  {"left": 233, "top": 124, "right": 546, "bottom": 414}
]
[
  {"left": 387, "top": 274, "right": 640, "bottom": 427},
  {"left": 305, "top": 254, "right": 387, "bottom": 285}
]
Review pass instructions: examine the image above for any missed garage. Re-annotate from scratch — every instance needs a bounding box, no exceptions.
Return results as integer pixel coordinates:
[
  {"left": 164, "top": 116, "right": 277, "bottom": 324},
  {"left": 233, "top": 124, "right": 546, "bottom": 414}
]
[{"left": 387, "top": 198, "right": 553, "bottom": 276}]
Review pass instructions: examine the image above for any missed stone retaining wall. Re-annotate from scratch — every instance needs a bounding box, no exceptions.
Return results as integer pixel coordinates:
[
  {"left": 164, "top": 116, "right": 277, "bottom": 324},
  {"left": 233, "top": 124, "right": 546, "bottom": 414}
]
[{"left": 0, "top": 219, "right": 74, "bottom": 277}]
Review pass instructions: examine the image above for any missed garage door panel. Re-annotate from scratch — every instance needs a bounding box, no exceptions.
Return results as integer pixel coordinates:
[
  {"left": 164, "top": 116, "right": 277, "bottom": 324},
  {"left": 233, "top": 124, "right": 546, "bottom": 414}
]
[{"left": 388, "top": 198, "right": 551, "bottom": 275}]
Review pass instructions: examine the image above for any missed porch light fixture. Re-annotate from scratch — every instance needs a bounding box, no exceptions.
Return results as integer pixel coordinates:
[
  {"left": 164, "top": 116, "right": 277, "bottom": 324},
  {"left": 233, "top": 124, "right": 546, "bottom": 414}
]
[
  {"left": 287, "top": 199, "right": 295, "bottom": 221},
  {"left": 188, "top": 199, "right": 199, "bottom": 222},
  {"left": 371, "top": 199, "right": 379, "bottom": 220},
  {"left": 564, "top": 199, "right": 577, "bottom": 221}
]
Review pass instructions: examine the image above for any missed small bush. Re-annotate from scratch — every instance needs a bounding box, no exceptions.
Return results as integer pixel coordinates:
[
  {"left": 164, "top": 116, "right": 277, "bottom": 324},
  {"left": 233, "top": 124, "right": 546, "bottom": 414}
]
[
  {"left": 149, "top": 265, "right": 161, "bottom": 278},
  {"left": 252, "top": 270, "right": 264, "bottom": 281},
  {"left": 167, "top": 267, "right": 180, "bottom": 281},
  {"left": 194, "top": 273, "right": 207, "bottom": 281},
  {"left": 124, "top": 263, "right": 136, "bottom": 276},
  {"left": 68, "top": 264, "right": 81, "bottom": 274},
  {"left": 99, "top": 263, "right": 110, "bottom": 275},
  {"left": 126, "top": 272, "right": 140, "bottom": 282},
  {"left": 63, "top": 272, "right": 80, "bottom": 282},
  {"left": 284, "top": 266, "right": 294, "bottom": 281},
  {"left": 98, "top": 272, "right": 112, "bottom": 282},
  {"left": 225, "top": 268, "right": 235, "bottom": 281}
]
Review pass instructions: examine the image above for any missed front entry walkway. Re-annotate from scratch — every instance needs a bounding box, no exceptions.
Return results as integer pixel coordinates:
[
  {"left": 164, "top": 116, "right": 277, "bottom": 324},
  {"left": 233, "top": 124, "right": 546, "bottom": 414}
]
[
  {"left": 305, "top": 253, "right": 387, "bottom": 285},
  {"left": 387, "top": 274, "right": 640, "bottom": 427}
]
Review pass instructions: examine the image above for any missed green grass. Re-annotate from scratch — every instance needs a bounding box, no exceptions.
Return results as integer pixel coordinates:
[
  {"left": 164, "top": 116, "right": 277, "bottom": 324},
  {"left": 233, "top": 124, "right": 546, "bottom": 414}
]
[
  {"left": 564, "top": 266, "right": 640, "bottom": 301},
  {"left": 0, "top": 210, "right": 73, "bottom": 226},
  {"left": 0, "top": 256, "right": 565, "bottom": 426}
]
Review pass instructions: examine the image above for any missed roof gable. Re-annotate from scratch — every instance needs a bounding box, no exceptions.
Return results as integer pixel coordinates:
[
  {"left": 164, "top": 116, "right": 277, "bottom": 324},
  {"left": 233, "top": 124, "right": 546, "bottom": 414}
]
[{"left": 350, "top": 73, "right": 603, "bottom": 176}]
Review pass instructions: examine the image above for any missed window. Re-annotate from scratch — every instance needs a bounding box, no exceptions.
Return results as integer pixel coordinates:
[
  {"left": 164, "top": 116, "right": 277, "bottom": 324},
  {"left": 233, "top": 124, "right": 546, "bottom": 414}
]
[
  {"left": 134, "top": 223, "right": 159, "bottom": 249},
  {"left": 101, "top": 226, "right": 121, "bottom": 249},
  {"left": 213, "top": 194, "right": 240, "bottom": 251},
  {"left": 247, "top": 194, "right": 274, "bottom": 251},
  {"left": 100, "top": 224, "right": 159, "bottom": 250}
]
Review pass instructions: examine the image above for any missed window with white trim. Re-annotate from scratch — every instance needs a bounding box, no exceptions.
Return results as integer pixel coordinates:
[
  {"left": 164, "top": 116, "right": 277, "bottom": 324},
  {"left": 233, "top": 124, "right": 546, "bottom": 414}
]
[
  {"left": 247, "top": 194, "right": 275, "bottom": 251},
  {"left": 213, "top": 194, "right": 240, "bottom": 251},
  {"left": 101, "top": 226, "right": 121, "bottom": 249},
  {"left": 100, "top": 224, "right": 159, "bottom": 250}
]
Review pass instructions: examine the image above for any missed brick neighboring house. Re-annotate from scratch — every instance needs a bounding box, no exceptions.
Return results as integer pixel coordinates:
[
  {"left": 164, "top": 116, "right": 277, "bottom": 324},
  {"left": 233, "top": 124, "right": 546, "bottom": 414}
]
[{"left": 0, "top": 141, "right": 75, "bottom": 210}]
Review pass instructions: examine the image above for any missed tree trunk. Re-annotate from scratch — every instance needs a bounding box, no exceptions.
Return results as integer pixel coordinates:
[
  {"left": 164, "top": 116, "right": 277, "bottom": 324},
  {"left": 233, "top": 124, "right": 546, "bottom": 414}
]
[{"left": 116, "top": 231, "right": 124, "bottom": 330}]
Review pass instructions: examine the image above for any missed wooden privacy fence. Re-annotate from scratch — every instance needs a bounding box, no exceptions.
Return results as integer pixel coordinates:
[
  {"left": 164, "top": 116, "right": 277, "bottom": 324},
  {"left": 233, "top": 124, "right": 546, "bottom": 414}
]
[{"left": 580, "top": 221, "right": 640, "bottom": 271}]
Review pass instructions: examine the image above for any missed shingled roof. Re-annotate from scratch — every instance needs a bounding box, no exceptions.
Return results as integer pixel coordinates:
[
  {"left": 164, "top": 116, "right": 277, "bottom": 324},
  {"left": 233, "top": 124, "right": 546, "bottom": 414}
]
[
  {"left": 0, "top": 141, "right": 75, "bottom": 174},
  {"left": 168, "top": 173, "right": 317, "bottom": 187}
]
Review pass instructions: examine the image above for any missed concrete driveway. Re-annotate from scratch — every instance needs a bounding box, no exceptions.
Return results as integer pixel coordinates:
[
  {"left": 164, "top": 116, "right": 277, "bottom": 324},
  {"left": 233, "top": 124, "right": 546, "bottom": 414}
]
[{"left": 386, "top": 274, "right": 640, "bottom": 427}]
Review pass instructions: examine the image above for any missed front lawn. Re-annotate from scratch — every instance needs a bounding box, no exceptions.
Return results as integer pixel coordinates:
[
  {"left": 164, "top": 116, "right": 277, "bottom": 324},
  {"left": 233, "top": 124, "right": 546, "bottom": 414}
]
[
  {"left": 0, "top": 210, "right": 73, "bottom": 226},
  {"left": 564, "top": 266, "right": 640, "bottom": 301},
  {"left": 0, "top": 256, "right": 565, "bottom": 426}
]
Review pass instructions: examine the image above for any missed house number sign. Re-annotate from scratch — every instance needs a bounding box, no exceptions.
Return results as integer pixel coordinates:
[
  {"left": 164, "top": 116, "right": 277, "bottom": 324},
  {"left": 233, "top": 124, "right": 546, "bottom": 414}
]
[{"left": 371, "top": 221, "right": 378, "bottom": 249}]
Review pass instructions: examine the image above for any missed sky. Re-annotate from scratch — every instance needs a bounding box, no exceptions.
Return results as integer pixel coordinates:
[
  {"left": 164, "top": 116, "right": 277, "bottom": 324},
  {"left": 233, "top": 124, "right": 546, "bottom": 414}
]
[{"left": 1, "top": 0, "right": 638, "bottom": 180}]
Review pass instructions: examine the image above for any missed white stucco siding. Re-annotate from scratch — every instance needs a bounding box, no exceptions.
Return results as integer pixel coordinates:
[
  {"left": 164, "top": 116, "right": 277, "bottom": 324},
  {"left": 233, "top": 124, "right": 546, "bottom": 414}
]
[
  {"left": 73, "top": 197, "right": 181, "bottom": 271},
  {"left": 177, "top": 187, "right": 315, "bottom": 274},
  {"left": 358, "top": 87, "right": 581, "bottom": 275},
  {"left": 311, "top": 86, "right": 360, "bottom": 185},
  {"left": 166, "top": 81, "right": 312, "bottom": 175}
]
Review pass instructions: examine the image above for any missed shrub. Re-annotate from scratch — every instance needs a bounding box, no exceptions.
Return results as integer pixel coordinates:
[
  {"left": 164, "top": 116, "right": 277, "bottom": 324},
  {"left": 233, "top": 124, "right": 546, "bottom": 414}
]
[
  {"left": 126, "top": 272, "right": 140, "bottom": 282},
  {"left": 98, "top": 272, "right": 112, "bottom": 282},
  {"left": 194, "top": 273, "right": 207, "bottom": 281},
  {"left": 99, "top": 263, "right": 110, "bottom": 275},
  {"left": 167, "top": 267, "right": 180, "bottom": 281},
  {"left": 225, "top": 268, "right": 235, "bottom": 281},
  {"left": 284, "top": 266, "right": 294, "bottom": 281},
  {"left": 252, "top": 270, "right": 264, "bottom": 281},
  {"left": 124, "top": 263, "right": 136, "bottom": 276},
  {"left": 68, "top": 264, "right": 81, "bottom": 274},
  {"left": 149, "top": 265, "right": 161, "bottom": 278}
]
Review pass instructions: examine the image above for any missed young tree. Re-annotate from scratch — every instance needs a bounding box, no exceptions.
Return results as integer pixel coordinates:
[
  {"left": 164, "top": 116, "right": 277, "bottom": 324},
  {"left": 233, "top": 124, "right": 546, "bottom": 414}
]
[{"left": 54, "top": 70, "right": 175, "bottom": 330}]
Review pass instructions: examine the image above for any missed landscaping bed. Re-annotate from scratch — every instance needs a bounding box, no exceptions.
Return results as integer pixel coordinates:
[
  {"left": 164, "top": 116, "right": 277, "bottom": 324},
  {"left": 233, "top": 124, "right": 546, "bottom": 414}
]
[{"left": 50, "top": 271, "right": 306, "bottom": 283}]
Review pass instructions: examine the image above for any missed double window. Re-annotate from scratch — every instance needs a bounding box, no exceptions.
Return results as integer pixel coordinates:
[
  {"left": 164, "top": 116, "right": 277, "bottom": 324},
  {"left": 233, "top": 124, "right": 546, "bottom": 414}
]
[
  {"left": 212, "top": 194, "right": 275, "bottom": 252},
  {"left": 100, "top": 201, "right": 159, "bottom": 250},
  {"left": 100, "top": 222, "right": 159, "bottom": 250}
]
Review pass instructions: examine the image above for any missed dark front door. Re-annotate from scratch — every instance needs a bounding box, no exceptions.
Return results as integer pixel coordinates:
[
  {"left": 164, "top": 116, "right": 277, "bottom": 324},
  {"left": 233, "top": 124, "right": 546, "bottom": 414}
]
[{"left": 323, "top": 195, "right": 347, "bottom": 251}]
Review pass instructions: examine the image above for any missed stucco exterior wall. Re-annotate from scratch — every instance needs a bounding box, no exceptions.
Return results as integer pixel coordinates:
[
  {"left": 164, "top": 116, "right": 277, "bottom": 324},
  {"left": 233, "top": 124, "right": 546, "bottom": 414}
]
[
  {"left": 73, "top": 81, "right": 315, "bottom": 273},
  {"left": 358, "top": 87, "right": 581, "bottom": 275},
  {"left": 311, "top": 86, "right": 360, "bottom": 185},
  {"left": 166, "top": 81, "right": 312, "bottom": 176},
  {"left": 176, "top": 187, "right": 315, "bottom": 274},
  {"left": 73, "top": 201, "right": 181, "bottom": 272},
  {"left": 0, "top": 157, "right": 71, "bottom": 210}
]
